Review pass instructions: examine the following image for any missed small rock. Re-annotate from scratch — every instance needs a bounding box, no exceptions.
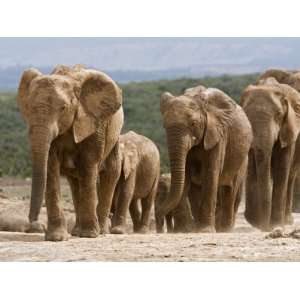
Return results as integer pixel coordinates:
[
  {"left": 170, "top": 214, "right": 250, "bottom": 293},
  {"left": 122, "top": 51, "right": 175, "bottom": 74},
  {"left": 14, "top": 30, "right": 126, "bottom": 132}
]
[
  {"left": 203, "top": 242, "right": 217, "bottom": 246},
  {"left": 265, "top": 227, "right": 287, "bottom": 239},
  {"left": 289, "top": 228, "right": 300, "bottom": 239}
]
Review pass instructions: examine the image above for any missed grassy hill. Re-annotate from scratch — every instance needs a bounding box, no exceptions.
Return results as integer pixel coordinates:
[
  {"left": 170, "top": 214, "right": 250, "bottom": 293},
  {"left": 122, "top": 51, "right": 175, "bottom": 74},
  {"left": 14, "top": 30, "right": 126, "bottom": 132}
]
[{"left": 0, "top": 73, "right": 258, "bottom": 177}]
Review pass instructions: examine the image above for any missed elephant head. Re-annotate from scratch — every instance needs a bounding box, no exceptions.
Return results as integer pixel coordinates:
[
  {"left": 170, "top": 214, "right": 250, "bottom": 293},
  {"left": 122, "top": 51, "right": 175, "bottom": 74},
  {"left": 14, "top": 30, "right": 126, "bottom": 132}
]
[
  {"left": 259, "top": 69, "right": 300, "bottom": 92},
  {"left": 158, "top": 85, "right": 236, "bottom": 217},
  {"left": 17, "top": 65, "right": 122, "bottom": 223},
  {"left": 241, "top": 81, "right": 300, "bottom": 227}
]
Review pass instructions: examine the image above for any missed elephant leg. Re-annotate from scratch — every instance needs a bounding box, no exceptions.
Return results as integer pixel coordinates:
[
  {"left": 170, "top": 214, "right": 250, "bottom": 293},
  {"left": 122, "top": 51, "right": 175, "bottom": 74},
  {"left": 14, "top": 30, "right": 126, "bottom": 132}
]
[
  {"left": 285, "top": 171, "right": 297, "bottom": 225},
  {"left": 78, "top": 164, "right": 99, "bottom": 238},
  {"left": 218, "top": 185, "right": 236, "bottom": 232},
  {"left": 189, "top": 183, "right": 201, "bottom": 229},
  {"left": 155, "top": 213, "right": 165, "bottom": 233},
  {"left": 139, "top": 188, "right": 157, "bottom": 234},
  {"left": 173, "top": 196, "right": 193, "bottom": 233},
  {"left": 271, "top": 144, "right": 294, "bottom": 228},
  {"left": 45, "top": 150, "right": 69, "bottom": 241},
  {"left": 166, "top": 213, "right": 174, "bottom": 233},
  {"left": 244, "top": 149, "right": 259, "bottom": 228},
  {"left": 66, "top": 176, "right": 80, "bottom": 236},
  {"left": 215, "top": 188, "right": 224, "bottom": 232},
  {"left": 129, "top": 198, "right": 141, "bottom": 232},
  {"left": 137, "top": 176, "right": 159, "bottom": 234},
  {"left": 97, "top": 144, "right": 121, "bottom": 234},
  {"left": 197, "top": 145, "right": 222, "bottom": 233},
  {"left": 110, "top": 180, "right": 122, "bottom": 228},
  {"left": 111, "top": 174, "right": 135, "bottom": 234}
]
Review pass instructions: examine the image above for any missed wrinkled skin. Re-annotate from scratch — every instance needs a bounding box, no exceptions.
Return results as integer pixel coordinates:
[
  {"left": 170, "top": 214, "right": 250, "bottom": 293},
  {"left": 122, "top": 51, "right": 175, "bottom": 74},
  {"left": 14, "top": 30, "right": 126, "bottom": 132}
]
[
  {"left": 110, "top": 131, "right": 160, "bottom": 234},
  {"left": 157, "top": 86, "right": 252, "bottom": 233},
  {"left": 258, "top": 70, "right": 300, "bottom": 225},
  {"left": 17, "top": 64, "right": 123, "bottom": 241},
  {"left": 242, "top": 77, "right": 300, "bottom": 231},
  {"left": 155, "top": 173, "right": 194, "bottom": 233}
]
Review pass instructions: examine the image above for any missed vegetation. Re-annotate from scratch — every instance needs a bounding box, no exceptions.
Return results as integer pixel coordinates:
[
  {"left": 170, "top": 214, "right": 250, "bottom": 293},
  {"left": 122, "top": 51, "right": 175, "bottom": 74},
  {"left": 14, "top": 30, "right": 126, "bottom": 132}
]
[{"left": 0, "top": 73, "right": 258, "bottom": 177}]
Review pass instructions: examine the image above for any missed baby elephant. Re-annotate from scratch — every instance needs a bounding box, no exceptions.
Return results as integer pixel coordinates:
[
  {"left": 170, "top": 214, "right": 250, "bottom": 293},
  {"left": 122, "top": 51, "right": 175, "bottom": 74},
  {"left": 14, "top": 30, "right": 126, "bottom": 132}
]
[
  {"left": 155, "top": 173, "right": 194, "bottom": 233},
  {"left": 110, "top": 131, "right": 160, "bottom": 234}
]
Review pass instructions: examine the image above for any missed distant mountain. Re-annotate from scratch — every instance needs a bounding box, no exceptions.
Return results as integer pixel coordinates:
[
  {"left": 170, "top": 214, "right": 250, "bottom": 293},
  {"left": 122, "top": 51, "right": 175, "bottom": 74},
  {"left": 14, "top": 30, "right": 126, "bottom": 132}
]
[{"left": 0, "top": 37, "right": 300, "bottom": 89}]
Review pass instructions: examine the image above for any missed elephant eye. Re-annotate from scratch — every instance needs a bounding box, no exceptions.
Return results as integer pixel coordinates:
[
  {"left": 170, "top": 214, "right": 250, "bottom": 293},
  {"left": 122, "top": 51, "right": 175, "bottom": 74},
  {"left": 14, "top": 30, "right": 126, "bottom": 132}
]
[
  {"left": 191, "top": 120, "right": 198, "bottom": 127},
  {"left": 60, "top": 104, "right": 67, "bottom": 112},
  {"left": 274, "top": 111, "right": 282, "bottom": 122}
]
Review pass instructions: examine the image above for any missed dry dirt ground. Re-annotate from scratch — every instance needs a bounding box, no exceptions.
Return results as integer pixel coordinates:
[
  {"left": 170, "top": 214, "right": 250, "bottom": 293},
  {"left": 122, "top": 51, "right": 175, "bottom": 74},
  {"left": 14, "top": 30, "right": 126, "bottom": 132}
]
[{"left": 1, "top": 178, "right": 300, "bottom": 262}]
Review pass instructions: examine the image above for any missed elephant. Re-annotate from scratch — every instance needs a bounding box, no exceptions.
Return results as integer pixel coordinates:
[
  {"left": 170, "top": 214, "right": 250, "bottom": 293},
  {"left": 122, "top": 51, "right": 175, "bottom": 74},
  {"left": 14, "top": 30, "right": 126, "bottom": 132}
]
[
  {"left": 258, "top": 69, "right": 300, "bottom": 225},
  {"left": 155, "top": 173, "right": 194, "bottom": 233},
  {"left": 110, "top": 131, "right": 160, "bottom": 234},
  {"left": 17, "top": 64, "right": 123, "bottom": 241},
  {"left": 241, "top": 77, "right": 300, "bottom": 230},
  {"left": 157, "top": 85, "right": 252, "bottom": 233}
]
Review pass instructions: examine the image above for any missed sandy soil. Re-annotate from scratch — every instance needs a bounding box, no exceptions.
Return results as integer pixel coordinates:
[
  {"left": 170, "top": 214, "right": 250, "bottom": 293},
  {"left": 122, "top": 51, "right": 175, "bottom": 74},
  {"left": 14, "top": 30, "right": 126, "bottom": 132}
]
[{"left": 1, "top": 178, "right": 300, "bottom": 262}]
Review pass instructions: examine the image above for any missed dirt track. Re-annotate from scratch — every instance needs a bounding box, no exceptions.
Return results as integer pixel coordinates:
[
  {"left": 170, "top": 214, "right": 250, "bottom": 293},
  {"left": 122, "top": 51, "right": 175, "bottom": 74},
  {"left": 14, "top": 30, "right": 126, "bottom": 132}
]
[{"left": 1, "top": 178, "right": 300, "bottom": 262}]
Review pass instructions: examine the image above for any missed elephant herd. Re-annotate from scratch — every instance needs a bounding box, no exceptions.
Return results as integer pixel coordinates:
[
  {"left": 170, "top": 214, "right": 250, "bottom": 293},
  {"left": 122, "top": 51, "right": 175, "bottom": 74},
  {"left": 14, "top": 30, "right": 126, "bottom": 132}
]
[{"left": 14, "top": 64, "right": 300, "bottom": 241}]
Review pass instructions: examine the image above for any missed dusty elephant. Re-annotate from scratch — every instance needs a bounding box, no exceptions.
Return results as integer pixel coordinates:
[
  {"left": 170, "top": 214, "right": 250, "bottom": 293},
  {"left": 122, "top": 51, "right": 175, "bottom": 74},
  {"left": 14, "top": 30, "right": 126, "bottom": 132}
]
[
  {"left": 110, "top": 131, "right": 160, "bottom": 234},
  {"left": 155, "top": 173, "right": 194, "bottom": 233},
  {"left": 17, "top": 64, "right": 123, "bottom": 241},
  {"left": 157, "top": 86, "right": 252, "bottom": 233},
  {"left": 242, "top": 77, "right": 300, "bottom": 230},
  {"left": 258, "top": 69, "right": 300, "bottom": 225}
]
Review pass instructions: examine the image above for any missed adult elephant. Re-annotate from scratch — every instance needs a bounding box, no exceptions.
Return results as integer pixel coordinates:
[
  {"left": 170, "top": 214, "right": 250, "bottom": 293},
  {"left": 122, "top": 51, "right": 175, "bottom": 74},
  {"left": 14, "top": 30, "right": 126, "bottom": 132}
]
[
  {"left": 258, "top": 69, "right": 300, "bottom": 225},
  {"left": 241, "top": 78, "right": 300, "bottom": 230},
  {"left": 155, "top": 173, "right": 193, "bottom": 233},
  {"left": 110, "top": 131, "right": 160, "bottom": 234},
  {"left": 17, "top": 64, "right": 123, "bottom": 241},
  {"left": 157, "top": 86, "right": 252, "bottom": 233}
]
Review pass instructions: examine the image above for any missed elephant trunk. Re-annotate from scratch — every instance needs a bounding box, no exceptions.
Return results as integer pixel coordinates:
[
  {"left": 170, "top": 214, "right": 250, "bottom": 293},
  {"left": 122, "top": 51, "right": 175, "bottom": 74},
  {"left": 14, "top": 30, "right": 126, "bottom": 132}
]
[
  {"left": 159, "top": 127, "right": 190, "bottom": 217},
  {"left": 254, "top": 147, "right": 273, "bottom": 231},
  {"left": 28, "top": 126, "right": 51, "bottom": 223}
]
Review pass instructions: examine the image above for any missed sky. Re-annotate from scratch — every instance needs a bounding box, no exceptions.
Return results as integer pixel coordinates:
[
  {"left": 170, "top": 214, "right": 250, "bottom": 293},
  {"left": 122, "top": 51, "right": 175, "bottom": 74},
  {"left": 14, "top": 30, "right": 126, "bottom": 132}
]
[{"left": 0, "top": 38, "right": 300, "bottom": 88}]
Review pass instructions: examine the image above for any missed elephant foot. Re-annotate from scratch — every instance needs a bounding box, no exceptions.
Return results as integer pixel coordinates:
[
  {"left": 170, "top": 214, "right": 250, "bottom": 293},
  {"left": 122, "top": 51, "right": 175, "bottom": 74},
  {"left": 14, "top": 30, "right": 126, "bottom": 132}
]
[
  {"left": 26, "top": 221, "right": 46, "bottom": 233},
  {"left": 270, "top": 223, "right": 285, "bottom": 232},
  {"left": 78, "top": 219, "right": 100, "bottom": 238},
  {"left": 98, "top": 217, "right": 111, "bottom": 234},
  {"left": 45, "top": 227, "right": 69, "bottom": 241},
  {"left": 244, "top": 211, "right": 261, "bottom": 228},
  {"left": 133, "top": 223, "right": 142, "bottom": 233},
  {"left": 136, "top": 225, "right": 149, "bottom": 234},
  {"left": 156, "top": 227, "right": 164, "bottom": 233},
  {"left": 285, "top": 215, "right": 294, "bottom": 225},
  {"left": 111, "top": 225, "right": 126, "bottom": 234},
  {"left": 71, "top": 224, "right": 80, "bottom": 236},
  {"left": 79, "top": 229, "right": 99, "bottom": 238},
  {"left": 217, "top": 225, "right": 233, "bottom": 233},
  {"left": 195, "top": 225, "right": 216, "bottom": 233}
]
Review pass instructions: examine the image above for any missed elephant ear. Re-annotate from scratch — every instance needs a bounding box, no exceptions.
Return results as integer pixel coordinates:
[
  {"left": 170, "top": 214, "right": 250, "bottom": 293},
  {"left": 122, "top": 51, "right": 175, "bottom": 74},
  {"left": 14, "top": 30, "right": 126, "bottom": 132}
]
[
  {"left": 203, "top": 88, "right": 236, "bottom": 150},
  {"left": 73, "top": 70, "right": 122, "bottom": 143},
  {"left": 279, "top": 92, "right": 300, "bottom": 148},
  {"left": 122, "top": 142, "right": 138, "bottom": 180},
  {"left": 288, "top": 73, "right": 300, "bottom": 92},
  {"left": 258, "top": 69, "right": 292, "bottom": 84},
  {"left": 160, "top": 92, "right": 174, "bottom": 114},
  {"left": 240, "top": 85, "right": 256, "bottom": 108},
  {"left": 17, "top": 68, "right": 42, "bottom": 120}
]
